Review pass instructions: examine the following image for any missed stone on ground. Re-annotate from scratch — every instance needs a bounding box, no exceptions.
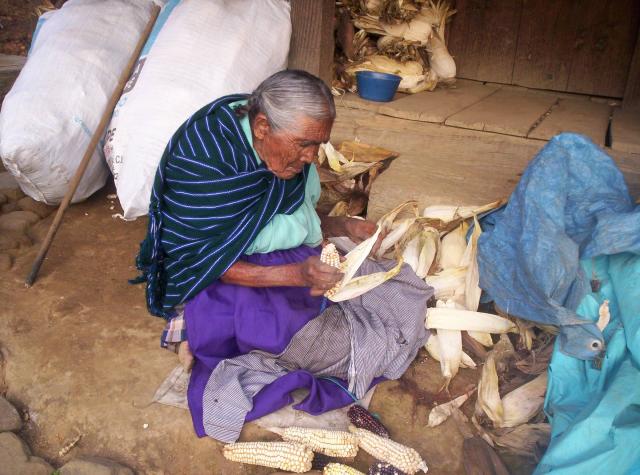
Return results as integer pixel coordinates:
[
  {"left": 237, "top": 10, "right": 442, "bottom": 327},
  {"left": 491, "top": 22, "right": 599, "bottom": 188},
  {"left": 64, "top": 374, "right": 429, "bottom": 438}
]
[
  {"left": 0, "top": 172, "right": 20, "bottom": 190},
  {"left": 2, "top": 202, "right": 18, "bottom": 214},
  {"left": 0, "top": 254, "right": 11, "bottom": 272},
  {"left": 60, "top": 456, "right": 135, "bottom": 475},
  {"left": 0, "top": 396, "right": 22, "bottom": 431},
  {"left": 0, "top": 211, "right": 40, "bottom": 233},
  {"left": 17, "top": 197, "right": 55, "bottom": 219},
  {"left": 0, "top": 231, "right": 31, "bottom": 251},
  {"left": 0, "top": 432, "right": 54, "bottom": 475}
]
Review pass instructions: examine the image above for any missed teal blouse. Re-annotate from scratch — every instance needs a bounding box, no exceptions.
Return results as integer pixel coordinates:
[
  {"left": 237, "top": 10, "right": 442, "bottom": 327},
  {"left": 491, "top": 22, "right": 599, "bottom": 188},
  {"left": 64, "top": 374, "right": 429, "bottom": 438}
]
[{"left": 230, "top": 101, "right": 323, "bottom": 255}]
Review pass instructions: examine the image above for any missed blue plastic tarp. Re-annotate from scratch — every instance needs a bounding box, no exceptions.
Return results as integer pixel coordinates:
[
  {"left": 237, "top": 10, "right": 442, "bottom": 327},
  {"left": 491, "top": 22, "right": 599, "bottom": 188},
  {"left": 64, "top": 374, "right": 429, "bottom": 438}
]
[
  {"left": 478, "top": 133, "right": 639, "bottom": 360},
  {"left": 477, "top": 133, "right": 640, "bottom": 473}
]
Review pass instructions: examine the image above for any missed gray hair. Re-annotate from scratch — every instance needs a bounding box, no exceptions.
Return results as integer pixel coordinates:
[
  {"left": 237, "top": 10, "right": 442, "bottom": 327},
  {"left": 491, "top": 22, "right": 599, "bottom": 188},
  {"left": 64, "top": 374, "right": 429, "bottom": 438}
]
[{"left": 248, "top": 70, "right": 335, "bottom": 132}]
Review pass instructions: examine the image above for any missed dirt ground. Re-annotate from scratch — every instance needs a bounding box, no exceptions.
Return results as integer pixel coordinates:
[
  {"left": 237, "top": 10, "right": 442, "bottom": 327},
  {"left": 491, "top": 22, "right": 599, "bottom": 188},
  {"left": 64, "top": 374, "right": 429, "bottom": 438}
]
[{"left": 0, "top": 180, "right": 505, "bottom": 474}]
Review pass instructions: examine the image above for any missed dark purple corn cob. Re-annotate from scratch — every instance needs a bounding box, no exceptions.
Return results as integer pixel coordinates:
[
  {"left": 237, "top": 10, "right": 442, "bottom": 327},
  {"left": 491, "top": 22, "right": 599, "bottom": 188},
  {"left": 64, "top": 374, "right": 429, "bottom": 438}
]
[
  {"left": 348, "top": 405, "right": 391, "bottom": 438},
  {"left": 368, "top": 460, "right": 408, "bottom": 475}
]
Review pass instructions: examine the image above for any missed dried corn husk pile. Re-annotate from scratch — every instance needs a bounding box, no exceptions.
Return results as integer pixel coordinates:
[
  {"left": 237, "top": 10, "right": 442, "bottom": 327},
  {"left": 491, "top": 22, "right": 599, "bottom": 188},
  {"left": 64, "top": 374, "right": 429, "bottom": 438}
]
[
  {"left": 334, "top": 0, "right": 457, "bottom": 94},
  {"left": 317, "top": 140, "right": 398, "bottom": 217}
]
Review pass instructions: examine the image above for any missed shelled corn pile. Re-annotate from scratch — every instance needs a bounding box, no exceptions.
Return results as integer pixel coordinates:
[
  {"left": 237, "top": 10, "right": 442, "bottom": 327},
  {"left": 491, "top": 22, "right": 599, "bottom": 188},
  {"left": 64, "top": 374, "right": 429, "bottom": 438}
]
[{"left": 334, "top": 0, "right": 457, "bottom": 94}]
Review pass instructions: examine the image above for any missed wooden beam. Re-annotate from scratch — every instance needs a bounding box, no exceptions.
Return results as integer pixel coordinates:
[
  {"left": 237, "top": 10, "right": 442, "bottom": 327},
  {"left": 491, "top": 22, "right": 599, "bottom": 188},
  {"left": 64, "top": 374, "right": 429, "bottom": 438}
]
[
  {"left": 288, "top": 0, "right": 335, "bottom": 85},
  {"left": 624, "top": 25, "right": 640, "bottom": 109},
  {"left": 0, "top": 54, "right": 26, "bottom": 96}
]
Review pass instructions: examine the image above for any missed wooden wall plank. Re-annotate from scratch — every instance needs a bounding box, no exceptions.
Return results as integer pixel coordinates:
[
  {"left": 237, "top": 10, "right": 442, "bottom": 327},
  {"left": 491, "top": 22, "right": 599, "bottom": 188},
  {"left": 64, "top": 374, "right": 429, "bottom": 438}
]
[
  {"left": 611, "top": 107, "right": 640, "bottom": 154},
  {"left": 624, "top": 25, "right": 640, "bottom": 108},
  {"left": 512, "top": 0, "right": 578, "bottom": 92},
  {"left": 448, "top": 0, "right": 523, "bottom": 84},
  {"left": 566, "top": 0, "right": 640, "bottom": 97},
  {"left": 288, "top": 0, "right": 335, "bottom": 85}
]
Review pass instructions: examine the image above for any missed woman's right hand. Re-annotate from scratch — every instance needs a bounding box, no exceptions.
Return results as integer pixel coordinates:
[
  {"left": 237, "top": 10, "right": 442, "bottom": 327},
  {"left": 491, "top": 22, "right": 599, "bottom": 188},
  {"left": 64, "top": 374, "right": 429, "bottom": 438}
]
[{"left": 299, "top": 256, "right": 343, "bottom": 296}]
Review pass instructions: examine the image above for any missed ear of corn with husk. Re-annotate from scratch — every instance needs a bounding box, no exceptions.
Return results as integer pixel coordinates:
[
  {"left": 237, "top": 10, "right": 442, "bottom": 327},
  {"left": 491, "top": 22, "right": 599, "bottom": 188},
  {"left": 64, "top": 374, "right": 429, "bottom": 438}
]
[
  {"left": 438, "top": 222, "right": 468, "bottom": 270},
  {"left": 223, "top": 441, "right": 314, "bottom": 473},
  {"left": 425, "top": 267, "right": 466, "bottom": 300},
  {"left": 426, "top": 307, "right": 517, "bottom": 334},
  {"left": 500, "top": 373, "right": 548, "bottom": 428},
  {"left": 436, "top": 328, "right": 462, "bottom": 391},
  {"left": 425, "top": 332, "right": 476, "bottom": 369},
  {"left": 398, "top": 223, "right": 439, "bottom": 278},
  {"left": 491, "top": 423, "right": 551, "bottom": 457},
  {"left": 269, "top": 426, "right": 359, "bottom": 458},
  {"left": 349, "top": 425, "right": 428, "bottom": 474},
  {"left": 476, "top": 352, "right": 504, "bottom": 426}
]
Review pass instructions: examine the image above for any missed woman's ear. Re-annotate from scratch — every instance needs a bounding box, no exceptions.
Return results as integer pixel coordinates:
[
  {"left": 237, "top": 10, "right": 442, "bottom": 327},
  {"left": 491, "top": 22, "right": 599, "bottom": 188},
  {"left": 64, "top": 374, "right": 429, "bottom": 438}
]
[{"left": 252, "top": 112, "right": 271, "bottom": 140}]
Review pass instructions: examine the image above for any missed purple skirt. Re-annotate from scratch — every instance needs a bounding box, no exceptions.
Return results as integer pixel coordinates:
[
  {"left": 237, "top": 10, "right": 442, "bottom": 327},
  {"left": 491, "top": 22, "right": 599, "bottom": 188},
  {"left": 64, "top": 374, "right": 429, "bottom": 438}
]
[{"left": 185, "top": 245, "right": 357, "bottom": 437}]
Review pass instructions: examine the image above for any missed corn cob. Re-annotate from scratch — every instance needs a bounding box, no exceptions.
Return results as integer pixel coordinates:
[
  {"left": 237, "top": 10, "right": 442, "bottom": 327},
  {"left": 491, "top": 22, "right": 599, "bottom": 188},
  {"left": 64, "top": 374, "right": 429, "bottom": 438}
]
[
  {"left": 321, "top": 244, "right": 344, "bottom": 299},
  {"left": 321, "top": 243, "right": 342, "bottom": 269},
  {"left": 271, "top": 426, "right": 359, "bottom": 458},
  {"left": 312, "top": 452, "right": 341, "bottom": 471},
  {"left": 426, "top": 307, "right": 517, "bottom": 334},
  {"left": 222, "top": 441, "right": 313, "bottom": 473},
  {"left": 324, "top": 463, "right": 366, "bottom": 475},
  {"left": 348, "top": 405, "right": 390, "bottom": 438},
  {"left": 369, "top": 461, "right": 408, "bottom": 475},
  {"left": 349, "top": 426, "right": 428, "bottom": 474}
]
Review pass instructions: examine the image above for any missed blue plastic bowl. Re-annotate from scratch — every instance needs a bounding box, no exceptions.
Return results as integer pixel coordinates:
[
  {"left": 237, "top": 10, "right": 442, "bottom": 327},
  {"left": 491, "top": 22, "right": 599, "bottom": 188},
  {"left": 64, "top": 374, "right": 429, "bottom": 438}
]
[{"left": 356, "top": 71, "right": 401, "bottom": 102}]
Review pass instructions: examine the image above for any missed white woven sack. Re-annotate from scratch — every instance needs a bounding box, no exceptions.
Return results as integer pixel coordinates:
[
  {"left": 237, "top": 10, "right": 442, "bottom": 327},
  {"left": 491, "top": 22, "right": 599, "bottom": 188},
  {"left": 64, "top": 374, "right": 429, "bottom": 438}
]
[
  {"left": 104, "top": 0, "right": 292, "bottom": 219},
  {"left": 0, "top": 0, "right": 156, "bottom": 204}
]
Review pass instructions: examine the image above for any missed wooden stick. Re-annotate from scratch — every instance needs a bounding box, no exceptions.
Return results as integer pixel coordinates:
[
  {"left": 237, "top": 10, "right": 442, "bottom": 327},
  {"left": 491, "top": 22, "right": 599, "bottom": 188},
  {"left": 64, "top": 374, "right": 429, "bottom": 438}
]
[{"left": 25, "top": 5, "right": 160, "bottom": 287}]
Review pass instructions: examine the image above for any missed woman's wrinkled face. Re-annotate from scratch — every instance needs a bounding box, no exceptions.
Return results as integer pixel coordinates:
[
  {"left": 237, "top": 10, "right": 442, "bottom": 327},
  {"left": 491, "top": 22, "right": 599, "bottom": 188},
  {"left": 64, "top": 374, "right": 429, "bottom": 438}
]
[{"left": 252, "top": 112, "right": 333, "bottom": 180}]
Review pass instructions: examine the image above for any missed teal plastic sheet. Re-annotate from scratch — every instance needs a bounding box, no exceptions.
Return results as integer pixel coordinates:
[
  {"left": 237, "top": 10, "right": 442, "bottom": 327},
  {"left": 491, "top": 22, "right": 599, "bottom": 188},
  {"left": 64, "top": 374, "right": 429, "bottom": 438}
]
[{"left": 536, "top": 254, "right": 640, "bottom": 474}]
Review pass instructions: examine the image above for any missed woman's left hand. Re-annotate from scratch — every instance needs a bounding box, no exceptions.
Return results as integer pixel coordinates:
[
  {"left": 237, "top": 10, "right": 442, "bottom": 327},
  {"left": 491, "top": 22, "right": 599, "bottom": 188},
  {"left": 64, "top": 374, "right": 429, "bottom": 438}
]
[
  {"left": 344, "top": 218, "right": 377, "bottom": 243},
  {"left": 344, "top": 217, "right": 384, "bottom": 256}
]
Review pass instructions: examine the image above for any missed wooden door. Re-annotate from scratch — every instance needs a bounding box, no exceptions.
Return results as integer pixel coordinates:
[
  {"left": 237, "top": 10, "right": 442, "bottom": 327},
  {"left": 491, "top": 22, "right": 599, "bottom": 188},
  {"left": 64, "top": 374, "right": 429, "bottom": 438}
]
[{"left": 448, "top": 0, "right": 640, "bottom": 97}]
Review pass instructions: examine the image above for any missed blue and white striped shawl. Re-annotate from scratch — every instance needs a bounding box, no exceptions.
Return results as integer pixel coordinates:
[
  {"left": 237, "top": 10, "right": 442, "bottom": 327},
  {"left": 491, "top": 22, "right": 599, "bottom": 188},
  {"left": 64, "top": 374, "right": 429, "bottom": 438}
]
[{"left": 135, "top": 94, "right": 309, "bottom": 318}]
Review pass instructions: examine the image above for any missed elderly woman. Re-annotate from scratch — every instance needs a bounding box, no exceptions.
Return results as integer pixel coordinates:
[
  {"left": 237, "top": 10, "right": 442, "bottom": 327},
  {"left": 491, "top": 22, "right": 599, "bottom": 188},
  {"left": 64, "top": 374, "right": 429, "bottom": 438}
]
[{"left": 136, "top": 70, "right": 430, "bottom": 442}]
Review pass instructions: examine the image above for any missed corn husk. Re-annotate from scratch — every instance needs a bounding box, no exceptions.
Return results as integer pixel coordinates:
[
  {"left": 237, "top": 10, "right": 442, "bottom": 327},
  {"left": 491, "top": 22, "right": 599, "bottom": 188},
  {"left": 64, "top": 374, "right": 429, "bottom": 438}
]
[
  {"left": 597, "top": 300, "right": 610, "bottom": 331},
  {"left": 318, "top": 142, "right": 378, "bottom": 179},
  {"left": 425, "top": 332, "right": 476, "bottom": 369},
  {"left": 425, "top": 266, "right": 466, "bottom": 300},
  {"left": 377, "top": 217, "right": 416, "bottom": 258},
  {"left": 426, "top": 30, "right": 455, "bottom": 80},
  {"left": 329, "top": 201, "right": 350, "bottom": 217},
  {"left": 422, "top": 199, "right": 506, "bottom": 232},
  {"left": 337, "top": 141, "right": 399, "bottom": 164},
  {"left": 426, "top": 308, "right": 517, "bottom": 334},
  {"left": 427, "top": 389, "right": 474, "bottom": 428},
  {"left": 376, "top": 201, "right": 420, "bottom": 246},
  {"left": 398, "top": 223, "right": 439, "bottom": 278},
  {"left": 476, "top": 352, "right": 504, "bottom": 426},
  {"left": 438, "top": 222, "right": 469, "bottom": 270},
  {"left": 468, "top": 331, "right": 494, "bottom": 348},
  {"left": 492, "top": 423, "right": 551, "bottom": 457},
  {"left": 500, "top": 373, "right": 548, "bottom": 428},
  {"left": 328, "top": 225, "right": 404, "bottom": 302},
  {"left": 461, "top": 216, "right": 482, "bottom": 310}
]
